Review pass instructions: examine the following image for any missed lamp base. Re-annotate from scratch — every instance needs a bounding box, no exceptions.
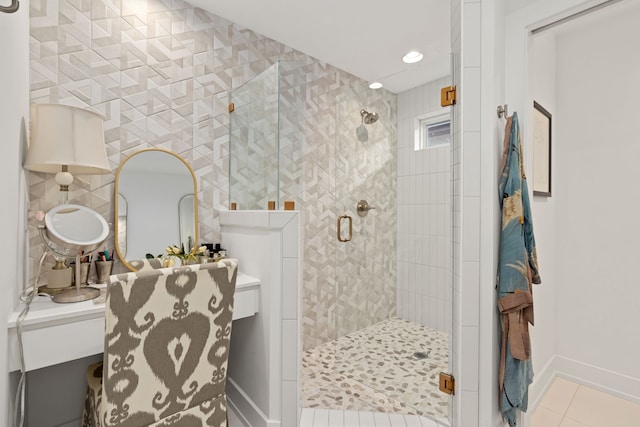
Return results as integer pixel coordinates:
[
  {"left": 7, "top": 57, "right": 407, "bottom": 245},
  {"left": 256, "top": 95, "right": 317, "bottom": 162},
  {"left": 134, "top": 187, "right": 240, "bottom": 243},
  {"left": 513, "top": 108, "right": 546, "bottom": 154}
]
[{"left": 53, "top": 286, "right": 100, "bottom": 303}]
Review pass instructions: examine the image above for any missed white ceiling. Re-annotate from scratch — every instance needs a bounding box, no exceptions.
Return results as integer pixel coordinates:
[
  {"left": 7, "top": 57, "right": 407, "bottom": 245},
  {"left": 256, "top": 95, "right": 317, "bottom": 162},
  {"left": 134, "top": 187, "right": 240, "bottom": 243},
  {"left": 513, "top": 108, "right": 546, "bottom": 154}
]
[
  {"left": 187, "top": 0, "right": 451, "bottom": 94},
  {"left": 538, "top": 0, "right": 640, "bottom": 36}
]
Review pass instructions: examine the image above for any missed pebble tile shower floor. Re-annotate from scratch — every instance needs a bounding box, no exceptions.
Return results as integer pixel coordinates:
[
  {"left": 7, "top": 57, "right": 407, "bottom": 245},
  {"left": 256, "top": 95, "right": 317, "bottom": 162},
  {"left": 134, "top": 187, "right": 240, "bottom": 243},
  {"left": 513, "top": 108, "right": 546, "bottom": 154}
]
[{"left": 302, "top": 317, "right": 449, "bottom": 419}]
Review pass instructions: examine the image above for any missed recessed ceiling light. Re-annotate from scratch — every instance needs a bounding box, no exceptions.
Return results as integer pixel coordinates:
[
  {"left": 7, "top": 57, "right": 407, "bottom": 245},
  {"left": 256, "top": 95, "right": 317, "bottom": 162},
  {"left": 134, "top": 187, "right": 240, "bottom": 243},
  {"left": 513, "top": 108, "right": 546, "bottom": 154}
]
[
  {"left": 369, "top": 82, "right": 383, "bottom": 89},
  {"left": 402, "top": 50, "right": 424, "bottom": 64}
]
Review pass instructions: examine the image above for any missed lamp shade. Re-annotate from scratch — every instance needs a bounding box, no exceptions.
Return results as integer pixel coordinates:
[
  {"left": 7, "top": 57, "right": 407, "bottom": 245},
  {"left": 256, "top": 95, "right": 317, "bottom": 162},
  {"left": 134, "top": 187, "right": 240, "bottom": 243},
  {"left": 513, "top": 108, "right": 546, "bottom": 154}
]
[{"left": 25, "top": 104, "right": 110, "bottom": 175}]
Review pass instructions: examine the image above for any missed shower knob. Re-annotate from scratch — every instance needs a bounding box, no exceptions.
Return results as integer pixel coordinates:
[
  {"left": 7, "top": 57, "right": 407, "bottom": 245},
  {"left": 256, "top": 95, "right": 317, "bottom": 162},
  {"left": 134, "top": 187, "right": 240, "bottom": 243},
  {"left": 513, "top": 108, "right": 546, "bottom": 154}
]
[{"left": 357, "top": 199, "right": 376, "bottom": 217}]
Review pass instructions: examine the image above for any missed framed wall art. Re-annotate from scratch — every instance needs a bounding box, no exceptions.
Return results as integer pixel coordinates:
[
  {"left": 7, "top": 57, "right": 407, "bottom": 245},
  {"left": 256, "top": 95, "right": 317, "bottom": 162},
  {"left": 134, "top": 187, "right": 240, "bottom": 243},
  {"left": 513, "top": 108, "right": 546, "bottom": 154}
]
[{"left": 533, "top": 101, "right": 552, "bottom": 197}]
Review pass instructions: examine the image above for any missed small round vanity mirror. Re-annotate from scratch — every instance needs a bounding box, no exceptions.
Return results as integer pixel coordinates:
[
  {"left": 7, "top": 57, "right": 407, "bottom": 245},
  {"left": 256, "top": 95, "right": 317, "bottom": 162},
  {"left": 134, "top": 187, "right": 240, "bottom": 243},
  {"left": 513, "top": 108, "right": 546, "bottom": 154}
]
[
  {"left": 115, "top": 148, "right": 198, "bottom": 271},
  {"left": 42, "top": 204, "right": 109, "bottom": 257},
  {"left": 39, "top": 204, "right": 110, "bottom": 303}
]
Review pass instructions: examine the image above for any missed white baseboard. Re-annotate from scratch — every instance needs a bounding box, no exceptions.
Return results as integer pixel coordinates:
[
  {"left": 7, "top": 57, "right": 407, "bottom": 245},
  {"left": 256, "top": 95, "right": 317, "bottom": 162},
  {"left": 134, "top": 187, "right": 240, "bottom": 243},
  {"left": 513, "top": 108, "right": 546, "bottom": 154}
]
[
  {"left": 227, "top": 377, "right": 281, "bottom": 427},
  {"left": 528, "top": 355, "right": 558, "bottom": 412},
  {"left": 527, "top": 354, "right": 640, "bottom": 411},
  {"left": 522, "top": 356, "right": 558, "bottom": 427},
  {"left": 228, "top": 396, "right": 251, "bottom": 427},
  {"left": 554, "top": 355, "right": 640, "bottom": 404}
]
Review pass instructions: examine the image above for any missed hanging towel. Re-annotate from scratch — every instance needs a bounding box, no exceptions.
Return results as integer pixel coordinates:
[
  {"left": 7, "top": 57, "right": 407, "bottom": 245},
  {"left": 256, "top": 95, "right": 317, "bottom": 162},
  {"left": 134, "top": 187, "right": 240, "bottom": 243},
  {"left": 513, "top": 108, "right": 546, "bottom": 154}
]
[{"left": 497, "top": 112, "right": 541, "bottom": 426}]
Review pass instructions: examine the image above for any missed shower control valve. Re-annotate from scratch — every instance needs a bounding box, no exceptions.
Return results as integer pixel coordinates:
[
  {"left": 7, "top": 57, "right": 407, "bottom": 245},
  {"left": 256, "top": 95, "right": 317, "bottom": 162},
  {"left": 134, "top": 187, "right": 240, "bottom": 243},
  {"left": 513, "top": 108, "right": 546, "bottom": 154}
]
[{"left": 357, "top": 199, "right": 376, "bottom": 217}]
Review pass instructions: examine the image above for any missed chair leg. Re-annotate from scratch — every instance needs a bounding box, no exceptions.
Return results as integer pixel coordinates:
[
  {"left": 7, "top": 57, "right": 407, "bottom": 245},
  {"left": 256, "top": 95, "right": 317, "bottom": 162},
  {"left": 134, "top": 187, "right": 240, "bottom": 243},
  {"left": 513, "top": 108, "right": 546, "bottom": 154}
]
[{"left": 82, "top": 361, "right": 103, "bottom": 427}]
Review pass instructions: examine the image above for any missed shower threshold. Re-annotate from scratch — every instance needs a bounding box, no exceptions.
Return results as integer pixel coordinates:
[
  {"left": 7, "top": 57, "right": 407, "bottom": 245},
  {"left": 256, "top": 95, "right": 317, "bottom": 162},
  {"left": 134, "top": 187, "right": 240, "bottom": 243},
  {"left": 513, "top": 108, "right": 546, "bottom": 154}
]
[{"left": 299, "top": 408, "right": 449, "bottom": 427}]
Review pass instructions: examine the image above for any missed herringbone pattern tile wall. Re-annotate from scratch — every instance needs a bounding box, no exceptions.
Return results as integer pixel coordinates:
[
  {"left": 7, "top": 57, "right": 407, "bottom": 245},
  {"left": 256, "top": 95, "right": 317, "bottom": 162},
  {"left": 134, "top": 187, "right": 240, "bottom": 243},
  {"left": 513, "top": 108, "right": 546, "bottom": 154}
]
[{"left": 28, "top": 0, "right": 396, "bottom": 350}]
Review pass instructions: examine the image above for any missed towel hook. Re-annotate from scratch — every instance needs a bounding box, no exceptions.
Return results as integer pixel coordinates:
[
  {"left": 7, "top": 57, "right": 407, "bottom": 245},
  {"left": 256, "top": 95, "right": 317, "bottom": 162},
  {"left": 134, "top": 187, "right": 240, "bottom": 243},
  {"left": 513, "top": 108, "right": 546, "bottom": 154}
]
[
  {"left": 497, "top": 104, "right": 508, "bottom": 119},
  {"left": 0, "top": 0, "right": 19, "bottom": 13}
]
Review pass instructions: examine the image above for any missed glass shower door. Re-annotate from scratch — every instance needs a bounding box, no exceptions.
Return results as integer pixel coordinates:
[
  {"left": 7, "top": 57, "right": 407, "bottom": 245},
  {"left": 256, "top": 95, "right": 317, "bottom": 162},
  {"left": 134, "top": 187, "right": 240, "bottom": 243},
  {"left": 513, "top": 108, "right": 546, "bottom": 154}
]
[
  {"left": 334, "top": 89, "right": 396, "bottom": 339},
  {"left": 333, "top": 72, "right": 454, "bottom": 422},
  {"left": 333, "top": 86, "right": 399, "bottom": 412},
  {"left": 229, "top": 64, "right": 279, "bottom": 210},
  {"left": 228, "top": 61, "right": 303, "bottom": 210}
]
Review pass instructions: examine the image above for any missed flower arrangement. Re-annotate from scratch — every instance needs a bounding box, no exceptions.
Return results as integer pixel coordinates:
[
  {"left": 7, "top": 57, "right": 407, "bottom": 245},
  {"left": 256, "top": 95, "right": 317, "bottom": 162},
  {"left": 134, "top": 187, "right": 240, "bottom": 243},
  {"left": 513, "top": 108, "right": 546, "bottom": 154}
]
[{"left": 164, "top": 244, "right": 208, "bottom": 266}]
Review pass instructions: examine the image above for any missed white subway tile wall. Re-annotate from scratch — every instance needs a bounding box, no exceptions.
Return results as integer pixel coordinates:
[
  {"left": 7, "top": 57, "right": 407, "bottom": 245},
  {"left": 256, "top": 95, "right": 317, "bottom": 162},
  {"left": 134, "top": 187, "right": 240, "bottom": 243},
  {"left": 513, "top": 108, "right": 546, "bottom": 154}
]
[
  {"left": 396, "top": 77, "right": 452, "bottom": 334},
  {"left": 451, "top": 0, "right": 482, "bottom": 425}
]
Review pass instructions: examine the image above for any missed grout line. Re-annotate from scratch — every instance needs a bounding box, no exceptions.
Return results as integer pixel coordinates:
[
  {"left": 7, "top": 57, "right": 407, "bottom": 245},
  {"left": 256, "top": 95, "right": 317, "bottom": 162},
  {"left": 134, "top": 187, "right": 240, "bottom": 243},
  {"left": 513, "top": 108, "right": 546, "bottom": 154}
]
[
  {"left": 561, "top": 383, "right": 582, "bottom": 419},
  {"left": 560, "top": 415, "right": 589, "bottom": 427},
  {"left": 299, "top": 408, "right": 442, "bottom": 427},
  {"left": 535, "top": 379, "right": 640, "bottom": 427}
]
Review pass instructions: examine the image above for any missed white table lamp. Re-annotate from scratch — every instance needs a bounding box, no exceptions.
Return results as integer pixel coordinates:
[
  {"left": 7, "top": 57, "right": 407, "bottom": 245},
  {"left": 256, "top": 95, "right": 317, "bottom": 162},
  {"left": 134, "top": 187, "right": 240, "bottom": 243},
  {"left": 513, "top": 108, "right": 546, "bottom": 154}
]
[
  {"left": 25, "top": 104, "right": 111, "bottom": 302},
  {"left": 24, "top": 104, "right": 110, "bottom": 204}
]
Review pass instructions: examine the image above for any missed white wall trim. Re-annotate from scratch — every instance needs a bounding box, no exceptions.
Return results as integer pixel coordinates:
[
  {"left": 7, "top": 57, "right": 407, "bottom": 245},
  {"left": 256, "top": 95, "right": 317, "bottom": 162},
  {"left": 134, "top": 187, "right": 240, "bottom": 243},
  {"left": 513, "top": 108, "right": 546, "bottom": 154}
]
[
  {"left": 526, "top": 354, "right": 558, "bottom": 413},
  {"left": 525, "top": 353, "right": 640, "bottom": 427},
  {"left": 227, "top": 377, "right": 281, "bottom": 427},
  {"left": 554, "top": 356, "right": 640, "bottom": 404},
  {"left": 505, "top": 0, "right": 599, "bottom": 117}
]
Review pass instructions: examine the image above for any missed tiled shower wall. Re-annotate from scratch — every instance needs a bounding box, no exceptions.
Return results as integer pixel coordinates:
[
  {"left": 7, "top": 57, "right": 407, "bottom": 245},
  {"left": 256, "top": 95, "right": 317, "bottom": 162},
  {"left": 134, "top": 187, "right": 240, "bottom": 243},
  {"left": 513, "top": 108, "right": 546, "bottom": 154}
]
[
  {"left": 28, "top": 0, "right": 396, "bottom": 350},
  {"left": 396, "top": 77, "right": 451, "bottom": 334},
  {"left": 333, "top": 88, "right": 397, "bottom": 340}
]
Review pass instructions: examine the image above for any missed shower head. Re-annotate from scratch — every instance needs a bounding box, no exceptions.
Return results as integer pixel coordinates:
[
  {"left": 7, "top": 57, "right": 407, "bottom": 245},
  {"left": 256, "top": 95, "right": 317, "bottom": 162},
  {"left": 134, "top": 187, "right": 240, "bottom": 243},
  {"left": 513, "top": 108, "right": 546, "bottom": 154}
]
[
  {"left": 356, "top": 123, "right": 368, "bottom": 142},
  {"left": 360, "top": 109, "right": 379, "bottom": 125}
]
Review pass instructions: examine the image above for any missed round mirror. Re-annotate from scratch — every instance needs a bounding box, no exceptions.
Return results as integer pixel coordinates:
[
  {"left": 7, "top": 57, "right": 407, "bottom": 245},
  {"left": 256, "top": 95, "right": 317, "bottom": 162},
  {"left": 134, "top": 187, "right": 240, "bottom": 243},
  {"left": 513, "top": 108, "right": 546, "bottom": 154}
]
[
  {"left": 43, "top": 204, "right": 109, "bottom": 257},
  {"left": 114, "top": 148, "right": 198, "bottom": 271}
]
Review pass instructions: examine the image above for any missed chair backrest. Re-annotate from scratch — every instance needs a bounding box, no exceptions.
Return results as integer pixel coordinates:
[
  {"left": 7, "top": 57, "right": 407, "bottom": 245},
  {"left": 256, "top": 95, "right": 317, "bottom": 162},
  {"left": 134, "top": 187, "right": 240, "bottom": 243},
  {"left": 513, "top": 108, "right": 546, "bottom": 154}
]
[
  {"left": 101, "top": 259, "right": 238, "bottom": 427},
  {"left": 128, "top": 258, "right": 165, "bottom": 271}
]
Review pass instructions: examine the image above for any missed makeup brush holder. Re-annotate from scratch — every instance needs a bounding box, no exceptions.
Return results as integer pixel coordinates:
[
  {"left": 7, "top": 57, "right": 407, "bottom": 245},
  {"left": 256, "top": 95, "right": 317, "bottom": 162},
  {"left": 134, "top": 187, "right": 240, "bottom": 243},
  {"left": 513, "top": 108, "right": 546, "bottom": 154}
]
[{"left": 94, "top": 260, "right": 114, "bottom": 284}]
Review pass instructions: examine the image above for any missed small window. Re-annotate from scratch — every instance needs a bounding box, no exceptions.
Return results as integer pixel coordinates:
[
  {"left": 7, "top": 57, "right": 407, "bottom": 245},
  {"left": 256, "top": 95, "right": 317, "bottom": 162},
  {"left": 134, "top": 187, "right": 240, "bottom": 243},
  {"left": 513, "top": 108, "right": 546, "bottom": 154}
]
[{"left": 414, "top": 111, "right": 450, "bottom": 151}]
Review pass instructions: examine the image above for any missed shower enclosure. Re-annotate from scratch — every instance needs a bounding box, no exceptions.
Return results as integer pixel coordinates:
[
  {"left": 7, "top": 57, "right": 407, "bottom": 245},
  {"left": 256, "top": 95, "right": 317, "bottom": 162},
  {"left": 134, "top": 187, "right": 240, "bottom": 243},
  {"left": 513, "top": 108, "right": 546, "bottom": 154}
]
[
  {"left": 302, "top": 78, "right": 454, "bottom": 422},
  {"left": 229, "top": 60, "right": 454, "bottom": 425},
  {"left": 229, "top": 60, "right": 304, "bottom": 210}
]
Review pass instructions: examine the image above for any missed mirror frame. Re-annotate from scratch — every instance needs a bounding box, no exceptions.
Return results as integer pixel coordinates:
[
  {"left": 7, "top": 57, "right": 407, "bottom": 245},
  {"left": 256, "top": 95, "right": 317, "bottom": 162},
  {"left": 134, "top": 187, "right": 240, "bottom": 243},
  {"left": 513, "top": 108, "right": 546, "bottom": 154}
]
[
  {"left": 117, "top": 193, "right": 128, "bottom": 258},
  {"left": 114, "top": 148, "right": 199, "bottom": 272}
]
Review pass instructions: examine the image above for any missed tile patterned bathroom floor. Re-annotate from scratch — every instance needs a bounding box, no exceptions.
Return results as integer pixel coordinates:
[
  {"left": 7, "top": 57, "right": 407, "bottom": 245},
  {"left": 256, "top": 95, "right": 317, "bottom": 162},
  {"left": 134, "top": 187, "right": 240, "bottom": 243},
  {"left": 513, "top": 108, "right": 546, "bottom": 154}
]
[
  {"left": 302, "top": 317, "right": 449, "bottom": 419},
  {"left": 531, "top": 377, "right": 640, "bottom": 427}
]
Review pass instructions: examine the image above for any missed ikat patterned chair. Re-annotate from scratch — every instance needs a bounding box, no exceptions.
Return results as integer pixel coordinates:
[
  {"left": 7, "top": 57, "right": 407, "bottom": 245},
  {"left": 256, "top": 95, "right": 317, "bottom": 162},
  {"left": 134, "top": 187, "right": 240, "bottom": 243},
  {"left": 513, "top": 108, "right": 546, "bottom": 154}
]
[
  {"left": 82, "top": 259, "right": 238, "bottom": 427},
  {"left": 128, "top": 258, "right": 164, "bottom": 272}
]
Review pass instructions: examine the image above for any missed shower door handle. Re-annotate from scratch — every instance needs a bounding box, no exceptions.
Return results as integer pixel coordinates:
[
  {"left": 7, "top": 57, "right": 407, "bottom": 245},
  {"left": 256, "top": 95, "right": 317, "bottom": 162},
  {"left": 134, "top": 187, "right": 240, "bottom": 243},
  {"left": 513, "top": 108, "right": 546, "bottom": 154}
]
[{"left": 337, "top": 215, "right": 352, "bottom": 242}]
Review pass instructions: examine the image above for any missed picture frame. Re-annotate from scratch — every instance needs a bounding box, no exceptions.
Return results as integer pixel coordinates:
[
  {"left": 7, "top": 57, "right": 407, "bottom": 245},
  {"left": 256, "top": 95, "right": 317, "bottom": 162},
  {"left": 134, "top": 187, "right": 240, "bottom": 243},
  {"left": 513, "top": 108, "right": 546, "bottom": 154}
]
[{"left": 532, "top": 101, "right": 552, "bottom": 197}]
